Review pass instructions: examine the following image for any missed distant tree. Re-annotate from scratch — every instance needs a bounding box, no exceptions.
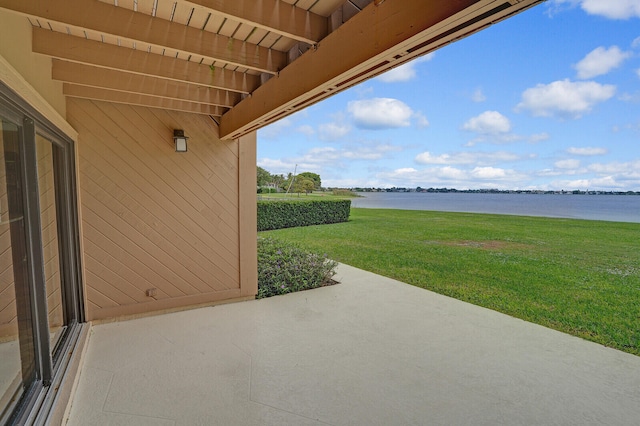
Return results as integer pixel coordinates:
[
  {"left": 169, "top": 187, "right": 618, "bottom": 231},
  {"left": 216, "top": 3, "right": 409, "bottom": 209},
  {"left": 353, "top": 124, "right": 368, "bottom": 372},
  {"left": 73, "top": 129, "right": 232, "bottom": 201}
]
[
  {"left": 297, "top": 172, "right": 321, "bottom": 190},
  {"left": 301, "top": 179, "right": 315, "bottom": 194},
  {"left": 272, "top": 174, "right": 285, "bottom": 189},
  {"left": 257, "top": 166, "right": 271, "bottom": 187},
  {"left": 293, "top": 178, "right": 315, "bottom": 195}
]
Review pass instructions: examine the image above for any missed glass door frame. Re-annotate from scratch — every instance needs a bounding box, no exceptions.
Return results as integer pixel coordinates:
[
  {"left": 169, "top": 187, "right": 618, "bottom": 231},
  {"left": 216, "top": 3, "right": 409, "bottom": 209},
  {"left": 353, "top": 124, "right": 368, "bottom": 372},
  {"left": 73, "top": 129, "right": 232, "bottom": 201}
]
[{"left": 0, "top": 80, "right": 85, "bottom": 425}]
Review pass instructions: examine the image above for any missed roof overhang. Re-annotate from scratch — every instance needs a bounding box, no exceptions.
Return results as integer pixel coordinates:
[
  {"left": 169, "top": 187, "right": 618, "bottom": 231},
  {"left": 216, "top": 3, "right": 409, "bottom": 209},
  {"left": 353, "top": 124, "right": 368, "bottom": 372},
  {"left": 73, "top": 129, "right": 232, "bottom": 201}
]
[{"left": 0, "top": 0, "right": 544, "bottom": 140}]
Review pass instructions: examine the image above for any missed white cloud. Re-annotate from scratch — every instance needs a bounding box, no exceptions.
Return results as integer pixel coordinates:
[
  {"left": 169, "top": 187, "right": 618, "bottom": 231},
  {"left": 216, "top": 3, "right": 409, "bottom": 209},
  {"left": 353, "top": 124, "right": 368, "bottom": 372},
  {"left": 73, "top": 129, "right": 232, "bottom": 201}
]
[
  {"left": 377, "top": 53, "right": 434, "bottom": 83},
  {"left": 633, "top": 36, "right": 640, "bottom": 48},
  {"left": 257, "top": 158, "right": 289, "bottom": 170},
  {"left": 546, "top": 0, "right": 575, "bottom": 16},
  {"left": 259, "top": 117, "right": 292, "bottom": 140},
  {"left": 413, "top": 111, "right": 430, "bottom": 128},
  {"left": 258, "top": 142, "right": 404, "bottom": 178},
  {"left": 414, "top": 151, "right": 521, "bottom": 166},
  {"left": 462, "top": 111, "right": 511, "bottom": 134},
  {"left": 471, "top": 167, "right": 507, "bottom": 179},
  {"left": 438, "top": 167, "right": 468, "bottom": 180},
  {"left": 376, "top": 166, "right": 529, "bottom": 189},
  {"left": 396, "top": 167, "right": 419, "bottom": 174},
  {"left": 535, "top": 159, "right": 640, "bottom": 191},
  {"left": 415, "top": 152, "right": 455, "bottom": 165},
  {"left": 348, "top": 98, "right": 413, "bottom": 129},
  {"left": 354, "top": 85, "right": 374, "bottom": 97},
  {"left": 567, "top": 147, "right": 608, "bottom": 155},
  {"left": 377, "top": 63, "right": 418, "bottom": 83},
  {"left": 297, "top": 124, "right": 315, "bottom": 136},
  {"left": 516, "top": 79, "right": 616, "bottom": 119},
  {"left": 323, "top": 177, "right": 385, "bottom": 188},
  {"left": 341, "top": 144, "right": 402, "bottom": 160},
  {"left": 555, "top": 159, "right": 581, "bottom": 169},
  {"left": 551, "top": 176, "right": 626, "bottom": 190},
  {"left": 575, "top": 46, "right": 631, "bottom": 79},
  {"left": 472, "top": 88, "right": 487, "bottom": 102},
  {"left": 579, "top": 0, "right": 640, "bottom": 19},
  {"left": 588, "top": 159, "right": 640, "bottom": 174},
  {"left": 619, "top": 90, "right": 640, "bottom": 102},
  {"left": 529, "top": 132, "right": 550, "bottom": 143},
  {"left": 548, "top": 0, "right": 640, "bottom": 19},
  {"left": 318, "top": 122, "right": 351, "bottom": 140},
  {"left": 537, "top": 168, "right": 565, "bottom": 177},
  {"left": 545, "top": 0, "right": 580, "bottom": 17},
  {"left": 299, "top": 145, "right": 400, "bottom": 163},
  {"left": 258, "top": 158, "right": 319, "bottom": 175},
  {"left": 304, "top": 147, "right": 341, "bottom": 161},
  {"left": 461, "top": 112, "right": 540, "bottom": 146}
]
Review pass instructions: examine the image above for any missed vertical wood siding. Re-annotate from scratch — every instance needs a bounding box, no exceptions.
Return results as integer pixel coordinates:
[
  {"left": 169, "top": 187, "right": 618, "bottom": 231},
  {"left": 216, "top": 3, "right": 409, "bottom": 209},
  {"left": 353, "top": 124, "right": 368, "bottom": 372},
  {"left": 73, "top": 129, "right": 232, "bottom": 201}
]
[{"left": 67, "top": 99, "right": 253, "bottom": 321}]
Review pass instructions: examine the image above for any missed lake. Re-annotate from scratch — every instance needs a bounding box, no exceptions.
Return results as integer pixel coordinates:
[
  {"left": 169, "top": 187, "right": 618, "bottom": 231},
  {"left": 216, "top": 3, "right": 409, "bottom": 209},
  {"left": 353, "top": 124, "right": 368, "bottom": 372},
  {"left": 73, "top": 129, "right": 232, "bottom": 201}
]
[{"left": 350, "top": 192, "right": 640, "bottom": 223}]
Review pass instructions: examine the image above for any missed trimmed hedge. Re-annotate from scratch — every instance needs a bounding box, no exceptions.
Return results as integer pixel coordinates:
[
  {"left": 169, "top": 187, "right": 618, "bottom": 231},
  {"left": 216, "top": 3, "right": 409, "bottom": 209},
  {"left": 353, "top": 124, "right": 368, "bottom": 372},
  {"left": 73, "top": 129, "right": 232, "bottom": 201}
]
[{"left": 257, "top": 199, "right": 351, "bottom": 231}]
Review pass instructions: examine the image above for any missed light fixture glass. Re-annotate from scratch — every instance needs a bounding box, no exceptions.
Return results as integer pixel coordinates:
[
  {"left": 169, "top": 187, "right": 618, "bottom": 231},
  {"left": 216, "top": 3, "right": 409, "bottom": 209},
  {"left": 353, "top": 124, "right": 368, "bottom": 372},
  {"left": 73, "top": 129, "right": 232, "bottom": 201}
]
[{"left": 173, "top": 129, "right": 188, "bottom": 152}]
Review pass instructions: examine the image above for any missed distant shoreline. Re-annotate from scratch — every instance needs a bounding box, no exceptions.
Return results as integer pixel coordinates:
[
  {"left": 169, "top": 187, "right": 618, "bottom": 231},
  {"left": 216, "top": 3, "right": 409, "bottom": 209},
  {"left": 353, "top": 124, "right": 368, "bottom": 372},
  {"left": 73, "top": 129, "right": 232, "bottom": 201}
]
[{"left": 349, "top": 188, "right": 640, "bottom": 196}]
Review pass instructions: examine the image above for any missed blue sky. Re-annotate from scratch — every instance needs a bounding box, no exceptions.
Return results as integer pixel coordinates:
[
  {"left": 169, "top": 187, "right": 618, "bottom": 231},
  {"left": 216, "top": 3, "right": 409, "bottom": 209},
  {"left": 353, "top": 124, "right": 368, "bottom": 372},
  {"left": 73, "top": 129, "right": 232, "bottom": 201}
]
[{"left": 257, "top": 0, "right": 640, "bottom": 191}]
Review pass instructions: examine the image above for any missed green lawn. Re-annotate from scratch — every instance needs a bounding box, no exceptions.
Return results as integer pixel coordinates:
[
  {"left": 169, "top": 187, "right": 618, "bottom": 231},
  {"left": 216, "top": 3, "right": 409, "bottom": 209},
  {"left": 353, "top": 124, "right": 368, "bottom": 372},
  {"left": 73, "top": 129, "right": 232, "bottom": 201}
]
[{"left": 261, "top": 208, "right": 640, "bottom": 355}]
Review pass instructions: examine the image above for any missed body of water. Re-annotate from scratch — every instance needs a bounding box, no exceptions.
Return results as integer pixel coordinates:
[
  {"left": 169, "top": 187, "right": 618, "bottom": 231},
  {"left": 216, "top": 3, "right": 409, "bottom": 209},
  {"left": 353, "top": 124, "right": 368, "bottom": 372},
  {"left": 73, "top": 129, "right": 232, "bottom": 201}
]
[{"left": 350, "top": 192, "right": 640, "bottom": 223}]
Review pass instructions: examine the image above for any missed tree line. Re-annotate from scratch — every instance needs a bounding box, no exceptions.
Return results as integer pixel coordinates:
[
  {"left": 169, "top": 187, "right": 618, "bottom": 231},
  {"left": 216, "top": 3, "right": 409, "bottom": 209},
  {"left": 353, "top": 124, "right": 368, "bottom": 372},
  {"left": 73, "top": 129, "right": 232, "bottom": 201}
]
[{"left": 257, "top": 167, "right": 321, "bottom": 194}]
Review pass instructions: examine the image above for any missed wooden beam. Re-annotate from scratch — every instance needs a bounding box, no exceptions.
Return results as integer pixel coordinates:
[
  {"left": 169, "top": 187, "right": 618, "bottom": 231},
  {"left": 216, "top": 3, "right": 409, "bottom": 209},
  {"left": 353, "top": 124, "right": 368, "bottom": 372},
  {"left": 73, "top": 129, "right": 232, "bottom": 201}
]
[
  {"left": 0, "top": 0, "right": 286, "bottom": 74},
  {"left": 183, "top": 0, "right": 328, "bottom": 44},
  {"left": 51, "top": 60, "right": 241, "bottom": 108},
  {"left": 219, "top": 0, "right": 544, "bottom": 139},
  {"left": 33, "top": 28, "right": 260, "bottom": 94},
  {"left": 63, "top": 84, "right": 226, "bottom": 116}
]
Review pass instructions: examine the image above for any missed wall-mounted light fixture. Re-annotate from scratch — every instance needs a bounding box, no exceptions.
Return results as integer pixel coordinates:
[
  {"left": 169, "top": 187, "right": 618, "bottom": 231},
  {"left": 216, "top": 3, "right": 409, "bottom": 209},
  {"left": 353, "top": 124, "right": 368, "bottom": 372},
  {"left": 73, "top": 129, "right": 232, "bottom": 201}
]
[{"left": 173, "top": 129, "right": 188, "bottom": 152}]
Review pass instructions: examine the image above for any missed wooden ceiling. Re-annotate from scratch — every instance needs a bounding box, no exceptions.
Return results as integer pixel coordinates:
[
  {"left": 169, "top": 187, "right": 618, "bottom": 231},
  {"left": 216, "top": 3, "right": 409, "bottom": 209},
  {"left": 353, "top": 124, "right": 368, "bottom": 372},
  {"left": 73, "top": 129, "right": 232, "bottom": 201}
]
[{"left": 0, "top": 0, "right": 544, "bottom": 140}]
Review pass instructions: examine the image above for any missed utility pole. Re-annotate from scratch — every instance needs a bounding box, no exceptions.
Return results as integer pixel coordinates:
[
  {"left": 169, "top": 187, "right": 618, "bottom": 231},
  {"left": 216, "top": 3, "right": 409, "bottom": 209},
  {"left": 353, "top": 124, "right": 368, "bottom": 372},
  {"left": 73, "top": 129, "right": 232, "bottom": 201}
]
[{"left": 285, "top": 164, "right": 297, "bottom": 195}]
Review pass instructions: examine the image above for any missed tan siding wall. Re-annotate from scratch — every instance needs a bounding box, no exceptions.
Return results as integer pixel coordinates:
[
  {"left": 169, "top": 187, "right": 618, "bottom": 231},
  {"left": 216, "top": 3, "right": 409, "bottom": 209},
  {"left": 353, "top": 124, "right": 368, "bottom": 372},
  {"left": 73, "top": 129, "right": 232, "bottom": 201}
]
[
  {"left": 67, "top": 98, "right": 256, "bottom": 321},
  {"left": 238, "top": 133, "right": 258, "bottom": 297}
]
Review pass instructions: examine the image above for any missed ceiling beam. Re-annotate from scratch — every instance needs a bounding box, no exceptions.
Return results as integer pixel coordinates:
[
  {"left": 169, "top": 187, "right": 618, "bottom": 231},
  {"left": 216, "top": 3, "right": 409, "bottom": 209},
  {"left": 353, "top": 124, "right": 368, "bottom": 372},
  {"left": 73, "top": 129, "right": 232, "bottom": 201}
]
[
  {"left": 219, "top": 0, "right": 544, "bottom": 139},
  {"left": 63, "top": 84, "right": 226, "bottom": 116},
  {"left": 33, "top": 28, "right": 260, "bottom": 94},
  {"left": 183, "top": 0, "right": 328, "bottom": 44},
  {"left": 0, "top": 0, "right": 286, "bottom": 74},
  {"left": 52, "top": 60, "right": 241, "bottom": 108}
]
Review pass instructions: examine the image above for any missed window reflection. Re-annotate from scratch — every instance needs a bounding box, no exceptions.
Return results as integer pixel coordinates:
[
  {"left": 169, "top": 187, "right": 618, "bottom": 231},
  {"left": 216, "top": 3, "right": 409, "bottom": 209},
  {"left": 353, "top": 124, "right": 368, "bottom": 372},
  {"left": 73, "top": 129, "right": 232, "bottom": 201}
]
[
  {"left": 0, "top": 119, "right": 25, "bottom": 413},
  {"left": 36, "top": 135, "right": 64, "bottom": 354}
]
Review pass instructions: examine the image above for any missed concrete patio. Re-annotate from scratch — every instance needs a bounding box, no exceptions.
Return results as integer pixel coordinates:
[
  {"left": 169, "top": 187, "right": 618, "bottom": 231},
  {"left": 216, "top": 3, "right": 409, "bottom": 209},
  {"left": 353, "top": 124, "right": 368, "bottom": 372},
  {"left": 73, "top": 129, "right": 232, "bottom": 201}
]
[{"left": 66, "top": 264, "right": 640, "bottom": 425}]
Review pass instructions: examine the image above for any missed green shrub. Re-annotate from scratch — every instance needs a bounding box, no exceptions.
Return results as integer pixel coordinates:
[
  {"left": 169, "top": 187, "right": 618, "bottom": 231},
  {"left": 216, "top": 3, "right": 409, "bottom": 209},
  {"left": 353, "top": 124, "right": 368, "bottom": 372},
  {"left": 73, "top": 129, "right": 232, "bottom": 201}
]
[
  {"left": 257, "top": 237, "right": 338, "bottom": 299},
  {"left": 257, "top": 199, "right": 350, "bottom": 231},
  {"left": 257, "top": 187, "right": 278, "bottom": 194},
  {"left": 331, "top": 189, "right": 359, "bottom": 197}
]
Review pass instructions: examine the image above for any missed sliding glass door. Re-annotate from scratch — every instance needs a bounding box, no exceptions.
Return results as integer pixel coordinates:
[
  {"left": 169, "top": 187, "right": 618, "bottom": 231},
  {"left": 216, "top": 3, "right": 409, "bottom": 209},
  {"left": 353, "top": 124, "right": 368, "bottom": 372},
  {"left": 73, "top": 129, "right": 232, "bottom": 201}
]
[
  {"left": 0, "top": 84, "right": 84, "bottom": 424},
  {"left": 0, "top": 115, "right": 36, "bottom": 421}
]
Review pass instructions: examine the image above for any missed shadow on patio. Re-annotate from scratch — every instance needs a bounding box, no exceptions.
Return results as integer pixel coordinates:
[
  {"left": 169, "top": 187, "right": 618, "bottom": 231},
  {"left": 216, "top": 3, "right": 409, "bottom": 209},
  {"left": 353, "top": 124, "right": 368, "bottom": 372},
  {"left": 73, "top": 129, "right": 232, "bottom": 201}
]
[{"left": 66, "top": 264, "right": 640, "bottom": 425}]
